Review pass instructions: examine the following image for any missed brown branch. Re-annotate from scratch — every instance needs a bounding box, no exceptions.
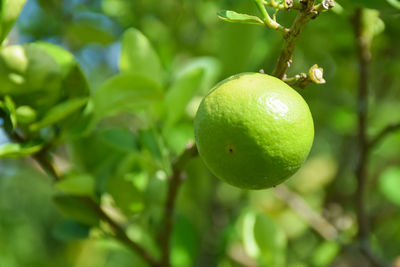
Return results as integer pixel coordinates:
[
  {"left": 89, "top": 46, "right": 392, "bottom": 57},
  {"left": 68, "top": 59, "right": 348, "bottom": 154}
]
[
  {"left": 158, "top": 142, "right": 198, "bottom": 267},
  {"left": 353, "top": 8, "right": 386, "bottom": 267},
  {"left": 80, "top": 196, "right": 160, "bottom": 266},
  {"left": 272, "top": 0, "right": 317, "bottom": 79},
  {"left": 274, "top": 185, "right": 338, "bottom": 240},
  {"left": 369, "top": 122, "right": 400, "bottom": 149}
]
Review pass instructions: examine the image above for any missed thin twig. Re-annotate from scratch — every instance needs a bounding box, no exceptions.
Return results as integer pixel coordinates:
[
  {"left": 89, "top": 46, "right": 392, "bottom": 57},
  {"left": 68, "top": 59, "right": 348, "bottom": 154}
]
[
  {"left": 368, "top": 122, "right": 400, "bottom": 149},
  {"left": 80, "top": 196, "right": 160, "bottom": 266},
  {"left": 353, "top": 8, "right": 386, "bottom": 267},
  {"left": 272, "top": 0, "right": 317, "bottom": 79},
  {"left": 158, "top": 142, "right": 198, "bottom": 267},
  {"left": 274, "top": 185, "right": 338, "bottom": 240}
]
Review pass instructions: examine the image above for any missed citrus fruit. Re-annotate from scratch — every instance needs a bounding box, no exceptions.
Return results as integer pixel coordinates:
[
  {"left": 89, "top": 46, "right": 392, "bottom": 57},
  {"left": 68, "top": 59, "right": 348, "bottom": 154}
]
[{"left": 194, "top": 73, "right": 314, "bottom": 189}]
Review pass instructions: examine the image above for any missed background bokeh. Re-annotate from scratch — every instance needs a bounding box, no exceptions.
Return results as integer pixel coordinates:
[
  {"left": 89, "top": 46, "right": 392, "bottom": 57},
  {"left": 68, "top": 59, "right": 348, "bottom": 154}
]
[{"left": 1, "top": 0, "right": 400, "bottom": 266}]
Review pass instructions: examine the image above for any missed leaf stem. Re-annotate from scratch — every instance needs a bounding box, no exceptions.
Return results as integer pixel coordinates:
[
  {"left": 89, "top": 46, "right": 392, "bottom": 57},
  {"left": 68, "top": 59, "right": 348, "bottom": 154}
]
[{"left": 254, "top": 0, "right": 289, "bottom": 35}]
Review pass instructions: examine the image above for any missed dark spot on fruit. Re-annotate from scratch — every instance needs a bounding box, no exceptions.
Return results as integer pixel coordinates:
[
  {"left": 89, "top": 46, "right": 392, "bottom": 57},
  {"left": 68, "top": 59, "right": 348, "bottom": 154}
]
[{"left": 227, "top": 145, "right": 234, "bottom": 154}]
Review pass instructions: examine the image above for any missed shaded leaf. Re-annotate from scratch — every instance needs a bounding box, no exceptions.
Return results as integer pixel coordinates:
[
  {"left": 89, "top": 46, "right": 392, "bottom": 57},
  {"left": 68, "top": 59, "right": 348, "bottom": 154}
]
[
  {"left": 53, "top": 195, "right": 100, "bottom": 226},
  {"left": 107, "top": 175, "right": 144, "bottom": 214},
  {"left": 30, "top": 97, "right": 88, "bottom": 131},
  {"left": 217, "top": 10, "right": 264, "bottom": 25},
  {"left": 120, "top": 28, "right": 163, "bottom": 86},
  {"left": 165, "top": 68, "right": 204, "bottom": 126},
  {"left": 52, "top": 220, "right": 90, "bottom": 242}
]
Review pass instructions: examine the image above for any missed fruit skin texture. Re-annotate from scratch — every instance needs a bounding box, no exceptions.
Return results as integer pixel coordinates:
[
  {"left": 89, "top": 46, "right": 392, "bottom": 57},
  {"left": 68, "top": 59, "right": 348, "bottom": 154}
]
[{"left": 194, "top": 73, "right": 314, "bottom": 189}]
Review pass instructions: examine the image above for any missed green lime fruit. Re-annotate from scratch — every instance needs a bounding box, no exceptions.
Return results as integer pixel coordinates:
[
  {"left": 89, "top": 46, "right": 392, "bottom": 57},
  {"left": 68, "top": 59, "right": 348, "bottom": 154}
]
[{"left": 194, "top": 73, "right": 314, "bottom": 189}]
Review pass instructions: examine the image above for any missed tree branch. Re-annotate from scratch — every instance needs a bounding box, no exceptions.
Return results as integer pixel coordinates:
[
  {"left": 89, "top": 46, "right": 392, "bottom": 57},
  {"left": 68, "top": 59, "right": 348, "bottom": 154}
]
[
  {"left": 6, "top": 131, "right": 160, "bottom": 266},
  {"left": 353, "top": 8, "right": 386, "bottom": 267},
  {"left": 80, "top": 196, "right": 160, "bottom": 266},
  {"left": 272, "top": 0, "right": 317, "bottom": 79},
  {"left": 274, "top": 185, "right": 338, "bottom": 240},
  {"left": 158, "top": 142, "right": 198, "bottom": 267}
]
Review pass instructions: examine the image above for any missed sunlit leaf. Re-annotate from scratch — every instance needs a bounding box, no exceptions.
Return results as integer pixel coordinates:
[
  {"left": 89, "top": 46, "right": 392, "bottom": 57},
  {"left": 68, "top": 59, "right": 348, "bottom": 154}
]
[
  {"left": 311, "top": 241, "right": 340, "bottom": 267},
  {"left": 120, "top": 28, "right": 164, "bottom": 87},
  {"left": 217, "top": 10, "right": 264, "bottom": 25},
  {"left": 93, "top": 73, "right": 162, "bottom": 121},
  {"left": 0, "top": 142, "right": 43, "bottom": 158},
  {"left": 379, "top": 167, "right": 400, "bottom": 206},
  {"left": 0, "top": 0, "right": 27, "bottom": 42},
  {"left": 241, "top": 210, "right": 287, "bottom": 267},
  {"left": 55, "top": 173, "right": 95, "bottom": 196},
  {"left": 387, "top": 0, "right": 400, "bottom": 9},
  {"left": 15, "top": 105, "right": 37, "bottom": 124}
]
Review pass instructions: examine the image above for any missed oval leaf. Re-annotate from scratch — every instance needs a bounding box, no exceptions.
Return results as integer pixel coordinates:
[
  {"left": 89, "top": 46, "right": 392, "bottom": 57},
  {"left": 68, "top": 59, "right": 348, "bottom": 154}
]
[
  {"left": 93, "top": 73, "right": 162, "bottom": 121},
  {"left": 217, "top": 10, "right": 264, "bottom": 25},
  {"left": 379, "top": 167, "right": 400, "bottom": 206},
  {"left": 0, "top": 0, "right": 27, "bottom": 42},
  {"left": 30, "top": 97, "right": 88, "bottom": 131},
  {"left": 120, "top": 28, "right": 164, "bottom": 86},
  {"left": 53, "top": 195, "right": 100, "bottom": 226},
  {"left": 165, "top": 68, "right": 204, "bottom": 126},
  {"left": 0, "top": 141, "right": 43, "bottom": 158}
]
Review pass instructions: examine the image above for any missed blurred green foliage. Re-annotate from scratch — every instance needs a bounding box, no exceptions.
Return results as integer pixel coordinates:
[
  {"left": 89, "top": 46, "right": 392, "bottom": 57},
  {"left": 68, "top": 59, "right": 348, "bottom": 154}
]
[{"left": 0, "top": 0, "right": 399, "bottom": 266}]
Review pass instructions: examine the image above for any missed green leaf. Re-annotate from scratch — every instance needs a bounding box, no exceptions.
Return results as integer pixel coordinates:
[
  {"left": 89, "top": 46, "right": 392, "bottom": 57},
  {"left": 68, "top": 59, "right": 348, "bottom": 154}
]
[
  {"left": 31, "top": 42, "right": 75, "bottom": 77},
  {"left": 0, "top": 0, "right": 27, "bottom": 42},
  {"left": 99, "top": 128, "right": 137, "bottom": 152},
  {"left": 15, "top": 105, "right": 37, "bottom": 124},
  {"left": 32, "top": 42, "right": 90, "bottom": 99},
  {"left": 3, "top": 95, "right": 17, "bottom": 129},
  {"left": 242, "top": 211, "right": 287, "bottom": 267},
  {"left": 387, "top": 0, "right": 400, "bottom": 9},
  {"left": 55, "top": 173, "right": 95, "bottom": 196},
  {"left": 164, "top": 68, "right": 204, "bottom": 126},
  {"left": 312, "top": 241, "right": 340, "bottom": 267},
  {"left": 52, "top": 220, "right": 90, "bottom": 242},
  {"left": 53, "top": 195, "right": 100, "bottom": 226},
  {"left": 0, "top": 45, "right": 63, "bottom": 111},
  {"left": 107, "top": 175, "right": 144, "bottom": 214},
  {"left": 175, "top": 57, "right": 222, "bottom": 94},
  {"left": 379, "top": 167, "right": 400, "bottom": 206},
  {"left": 0, "top": 142, "right": 43, "bottom": 158},
  {"left": 217, "top": 10, "right": 264, "bottom": 25},
  {"left": 120, "top": 28, "right": 164, "bottom": 86},
  {"left": 30, "top": 97, "right": 88, "bottom": 131},
  {"left": 93, "top": 73, "right": 162, "bottom": 121}
]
